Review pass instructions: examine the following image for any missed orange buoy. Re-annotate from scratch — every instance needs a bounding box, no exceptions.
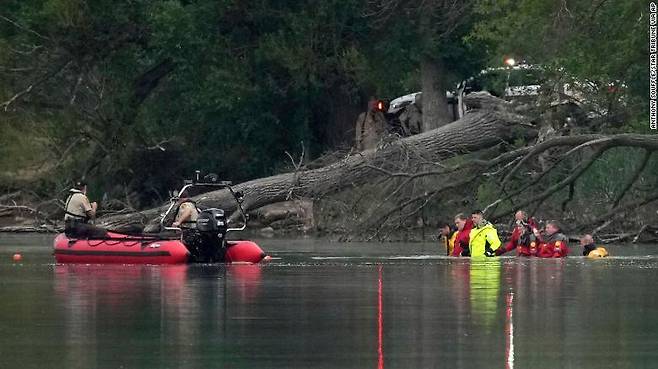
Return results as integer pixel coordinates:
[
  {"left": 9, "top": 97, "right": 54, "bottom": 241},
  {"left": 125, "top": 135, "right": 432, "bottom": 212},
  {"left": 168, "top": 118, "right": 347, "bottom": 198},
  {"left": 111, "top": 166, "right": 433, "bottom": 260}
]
[{"left": 13, "top": 253, "right": 22, "bottom": 262}]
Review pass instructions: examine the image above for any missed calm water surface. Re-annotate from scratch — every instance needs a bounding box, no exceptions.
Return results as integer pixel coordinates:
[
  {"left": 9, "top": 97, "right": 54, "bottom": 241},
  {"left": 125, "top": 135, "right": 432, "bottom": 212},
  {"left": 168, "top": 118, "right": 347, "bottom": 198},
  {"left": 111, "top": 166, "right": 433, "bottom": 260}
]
[{"left": 1, "top": 234, "right": 657, "bottom": 369}]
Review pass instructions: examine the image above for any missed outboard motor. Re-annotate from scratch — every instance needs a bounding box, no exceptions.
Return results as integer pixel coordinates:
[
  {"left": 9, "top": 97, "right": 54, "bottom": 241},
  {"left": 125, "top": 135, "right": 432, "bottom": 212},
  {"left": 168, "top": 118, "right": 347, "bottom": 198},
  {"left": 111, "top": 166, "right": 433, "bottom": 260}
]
[
  {"left": 193, "top": 208, "right": 228, "bottom": 262},
  {"left": 196, "top": 208, "right": 228, "bottom": 236},
  {"left": 160, "top": 172, "right": 254, "bottom": 263}
]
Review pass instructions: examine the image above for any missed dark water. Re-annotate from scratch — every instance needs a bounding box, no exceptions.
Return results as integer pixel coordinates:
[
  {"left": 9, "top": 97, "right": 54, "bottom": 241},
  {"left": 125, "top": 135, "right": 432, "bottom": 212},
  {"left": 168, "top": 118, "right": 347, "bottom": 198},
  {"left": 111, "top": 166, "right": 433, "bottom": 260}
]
[{"left": 1, "top": 234, "right": 658, "bottom": 369}]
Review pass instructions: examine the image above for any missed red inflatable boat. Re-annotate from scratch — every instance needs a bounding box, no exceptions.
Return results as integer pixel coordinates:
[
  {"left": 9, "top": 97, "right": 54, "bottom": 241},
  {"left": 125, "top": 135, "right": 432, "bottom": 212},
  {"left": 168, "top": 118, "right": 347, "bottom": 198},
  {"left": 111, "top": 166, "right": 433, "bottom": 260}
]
[
  {"left": 53, "top": 233, "right": 267, "bottom": 264},
  {"left": 54, "top": 174, "right": 268, "bottom": 265}
]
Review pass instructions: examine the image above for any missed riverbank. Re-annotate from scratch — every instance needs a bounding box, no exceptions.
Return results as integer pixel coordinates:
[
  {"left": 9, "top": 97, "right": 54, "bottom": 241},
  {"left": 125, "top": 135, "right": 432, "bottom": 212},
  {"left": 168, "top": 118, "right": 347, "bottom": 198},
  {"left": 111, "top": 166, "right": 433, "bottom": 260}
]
[
  {"left": 2, "top": 183, "right": 657, "bottom": 243},
  {"left": 2, "top": 215, "right": 656, "bottom": 245}
]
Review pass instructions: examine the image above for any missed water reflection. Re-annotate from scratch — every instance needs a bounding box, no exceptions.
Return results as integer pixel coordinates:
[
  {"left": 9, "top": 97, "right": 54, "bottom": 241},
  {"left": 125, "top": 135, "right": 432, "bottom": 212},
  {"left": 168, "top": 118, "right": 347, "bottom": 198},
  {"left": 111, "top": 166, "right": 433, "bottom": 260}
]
[
  {"left": 53, "top": 263, "right": 264, "bottom": 369},
  {"left": 505, "top": 292, "right": 515, "bottom": 369},
  {"left": 377, "top": 264, "right": 384, "bottom": 369},
  {"left": 470, "top": 259, "right": 501, "bottom": 330},
  {"left": 226, "top": 264, "right": 262, "bottom": 303},
  {"left": 54, "top": 264, "right": 192, "bottom": 368},
  {"left": 0, "top": 243, "right": 653, "bottom": 369},
  {"left": 46, "top": 259, "right": 586, "bottom": 369}
]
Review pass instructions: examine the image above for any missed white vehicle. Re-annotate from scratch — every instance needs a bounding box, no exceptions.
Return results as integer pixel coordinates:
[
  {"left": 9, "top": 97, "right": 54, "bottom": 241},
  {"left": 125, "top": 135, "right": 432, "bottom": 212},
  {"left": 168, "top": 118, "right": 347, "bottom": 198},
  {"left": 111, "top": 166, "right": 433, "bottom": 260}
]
[
  {"left": 388, "top": 92, "right": 422, "bottom": 114},
  {"left": 385, "top": 62, "right": 624, "bottom": 124},
  {"left": 456, "top": 64, "right": 626, "bottom": 119},
  {"left": 386, "top": 64, "right": 542, "bottom": 118},
  {"left": 456, "top": 64, "right": 547, "bottom": 118},
  {"left": 387, "top": 91, "right": 457, "bottom": 116}
]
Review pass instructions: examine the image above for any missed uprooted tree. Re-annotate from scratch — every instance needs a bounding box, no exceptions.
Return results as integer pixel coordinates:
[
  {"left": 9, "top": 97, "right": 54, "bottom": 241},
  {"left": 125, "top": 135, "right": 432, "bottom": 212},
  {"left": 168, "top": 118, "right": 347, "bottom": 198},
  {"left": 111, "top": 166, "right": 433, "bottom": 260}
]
[{"left": 99, "top": 92, "right": 658, "bottom": 243}]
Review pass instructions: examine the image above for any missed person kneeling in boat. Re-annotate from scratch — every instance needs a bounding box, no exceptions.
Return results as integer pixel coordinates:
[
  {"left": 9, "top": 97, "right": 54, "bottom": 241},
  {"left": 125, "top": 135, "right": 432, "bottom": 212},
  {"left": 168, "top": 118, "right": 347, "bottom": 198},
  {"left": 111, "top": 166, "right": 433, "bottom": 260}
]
[
  {"left": 439, "top": 223, "right": 458, "bottom": 256},
  {"left": 171, "top": 190, "right": 203, "bottom": 253},
  {"left": 172, "top": 190, "right": 199, "bottom": 230},
  {"left": 64, "top": 180, "right": 107, "bottom": 239},
  {"left": 496, "top": 210, "right": 538, "bottom": 256},
  {"left": 536, "top": 221, "right": 569, "bottom": 258},
  {"left": 580, "top": 234, "right": 609, "bottom": 257},
  {"left": 469, "top": 210, "right": 501, "bottom": 257}
]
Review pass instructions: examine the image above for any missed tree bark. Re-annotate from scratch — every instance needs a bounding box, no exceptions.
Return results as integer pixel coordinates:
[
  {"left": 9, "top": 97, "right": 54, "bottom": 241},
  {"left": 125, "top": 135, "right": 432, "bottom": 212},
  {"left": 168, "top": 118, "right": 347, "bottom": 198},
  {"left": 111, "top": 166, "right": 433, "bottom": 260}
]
[
  {"left": 100, "top": 92, "right": 533, "bottom": 230},
  {"left": 420, "top": 56, "right": 452, "bottom": 131},
  {"left": 134, "top": 58, "right": 176, "bottom": 105}
]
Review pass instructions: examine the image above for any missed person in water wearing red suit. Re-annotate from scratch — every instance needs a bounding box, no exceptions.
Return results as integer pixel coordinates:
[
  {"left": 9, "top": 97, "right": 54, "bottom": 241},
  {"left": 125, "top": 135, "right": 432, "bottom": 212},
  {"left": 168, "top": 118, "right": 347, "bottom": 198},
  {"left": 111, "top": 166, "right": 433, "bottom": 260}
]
[
  {"left": 452, "top": 213, "right": 473, "bottom": 257},
  {"left": 520, "top": 235, "right": 540, "bottom": 257},
  {"left": 495, "top": 210, "right": 538, "bottom": 256},
  {"left": 536, "top": 221, "right": 570, "bottom": 258}
]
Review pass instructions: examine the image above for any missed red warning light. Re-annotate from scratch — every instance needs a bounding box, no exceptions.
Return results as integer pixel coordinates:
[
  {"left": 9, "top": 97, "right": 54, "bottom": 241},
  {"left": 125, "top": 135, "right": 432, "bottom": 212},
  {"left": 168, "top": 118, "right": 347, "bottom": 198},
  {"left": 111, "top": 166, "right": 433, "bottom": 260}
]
[{"left": 369, "top": 98, "right": 388, "bottom": 112}]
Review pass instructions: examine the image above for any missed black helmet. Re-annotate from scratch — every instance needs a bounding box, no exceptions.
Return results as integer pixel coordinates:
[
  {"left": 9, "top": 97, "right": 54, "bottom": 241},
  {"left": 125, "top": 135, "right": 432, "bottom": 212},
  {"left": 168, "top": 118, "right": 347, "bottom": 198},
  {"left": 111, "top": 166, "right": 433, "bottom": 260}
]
[{"left": 74, "top": 180, "right": 87, "bottom": 190}]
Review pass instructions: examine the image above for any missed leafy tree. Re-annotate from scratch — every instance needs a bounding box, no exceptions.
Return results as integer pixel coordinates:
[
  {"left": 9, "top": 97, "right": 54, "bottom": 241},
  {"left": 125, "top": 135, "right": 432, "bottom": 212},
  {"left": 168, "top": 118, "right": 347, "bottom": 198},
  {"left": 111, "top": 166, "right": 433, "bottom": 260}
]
[
  {"left": 0, "top": 0, "right": 391, "bottom": 206},
  {"left": 365, "top": 0, "right": 491, "bottom": 130},
  {"left": 473, "top": 0, "right": 647, "bottom": 129}
]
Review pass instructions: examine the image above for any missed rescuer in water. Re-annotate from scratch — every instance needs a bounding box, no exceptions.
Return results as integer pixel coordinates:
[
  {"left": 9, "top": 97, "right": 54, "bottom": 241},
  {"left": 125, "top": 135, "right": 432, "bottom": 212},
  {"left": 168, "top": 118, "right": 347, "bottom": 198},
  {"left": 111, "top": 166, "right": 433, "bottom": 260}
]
[
  {"left": 439, "top": 222, "right": 458, "bottom": 256},
  {"left": 496, "top": 210, "right": 538, "bottom": 256},
  {"left": 580, "top": 234, "right": 597, "bottom": 256},
  {"left": 452, "top": 213, "right": 473, "bottom": 257},
  {"left": 580, "top": 234, "right": 609, "bottom": 257},
  {"left": 536, "top": 221, "right": 569, "bottom": 258},
  {"left": 63, "top": 180, "right": 107, "bottom": 239},
  {"left": 468, "top": 210, "right": 501, "bottom": 258}
]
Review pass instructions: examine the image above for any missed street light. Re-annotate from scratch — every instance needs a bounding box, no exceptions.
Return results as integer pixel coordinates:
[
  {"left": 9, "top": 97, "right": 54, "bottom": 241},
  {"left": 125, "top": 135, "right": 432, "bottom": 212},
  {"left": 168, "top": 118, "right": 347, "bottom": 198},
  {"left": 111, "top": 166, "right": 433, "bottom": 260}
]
[{"left": 504, "top": 57, "right": 516, "bottom": 67}]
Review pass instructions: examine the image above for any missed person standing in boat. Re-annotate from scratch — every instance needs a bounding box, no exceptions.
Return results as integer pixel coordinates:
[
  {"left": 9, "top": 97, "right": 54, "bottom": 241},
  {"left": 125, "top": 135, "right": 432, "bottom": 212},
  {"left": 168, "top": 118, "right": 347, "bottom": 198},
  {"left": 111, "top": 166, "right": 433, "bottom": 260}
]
[
  {"left": 468, "top": 210, "right": 501, "bottom": 257},
  {"left": 64, "top": 180, "right": 107, "bottom": 239}
]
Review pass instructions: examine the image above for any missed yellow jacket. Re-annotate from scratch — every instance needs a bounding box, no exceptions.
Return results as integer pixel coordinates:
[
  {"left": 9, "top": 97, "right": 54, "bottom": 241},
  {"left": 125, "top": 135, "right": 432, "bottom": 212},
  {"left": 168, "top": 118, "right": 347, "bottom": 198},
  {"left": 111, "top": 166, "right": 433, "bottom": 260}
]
[
  {"left": 444, "top": 231, "right": 458, "bottom": 255},
  {"left": 469, "top": 223, "right": 501, "bottom": 258}
]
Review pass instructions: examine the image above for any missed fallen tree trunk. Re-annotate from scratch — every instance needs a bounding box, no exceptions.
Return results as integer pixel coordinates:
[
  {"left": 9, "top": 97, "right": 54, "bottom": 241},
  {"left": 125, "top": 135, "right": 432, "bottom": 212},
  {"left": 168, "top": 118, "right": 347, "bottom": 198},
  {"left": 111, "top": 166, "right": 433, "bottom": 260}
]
[{"left": 100, "top": 93, "right": 534, "bottom": 230}]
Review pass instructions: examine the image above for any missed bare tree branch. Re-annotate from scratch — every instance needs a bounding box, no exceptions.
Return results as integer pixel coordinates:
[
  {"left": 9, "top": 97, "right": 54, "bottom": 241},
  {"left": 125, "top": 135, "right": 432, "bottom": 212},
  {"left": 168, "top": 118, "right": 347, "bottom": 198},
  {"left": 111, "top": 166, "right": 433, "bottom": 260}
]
[
  {"left": 1, "top": 60, "right": 72, "bottom": 111},
  {"left": 611, "top": 149, "right": 652, "bottom": 209},
  {"left": 0, "top": 14, "right": 50, "bottom": 41},
  {"left": 492, "top": 145, "right": 610, "bottom": 221}
]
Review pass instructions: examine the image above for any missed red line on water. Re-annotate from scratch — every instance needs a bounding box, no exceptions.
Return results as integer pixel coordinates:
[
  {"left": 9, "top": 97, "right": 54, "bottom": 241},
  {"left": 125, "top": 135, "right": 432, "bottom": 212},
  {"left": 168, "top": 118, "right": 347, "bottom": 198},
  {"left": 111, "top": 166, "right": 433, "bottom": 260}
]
[
  {"left": 505, "top": 292, "right": 514, "bottom": 369},
  {"left": 378, "top": 264, "right": 384, "bottom": 369}
]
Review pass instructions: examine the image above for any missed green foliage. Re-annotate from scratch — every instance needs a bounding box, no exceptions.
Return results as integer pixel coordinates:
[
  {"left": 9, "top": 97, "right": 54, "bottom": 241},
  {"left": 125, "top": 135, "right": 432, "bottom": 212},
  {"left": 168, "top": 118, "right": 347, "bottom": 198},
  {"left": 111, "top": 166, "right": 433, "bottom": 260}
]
[
  {"left": 0, "top": 122, "right": 47, "bottom": 172},
  {"left": 0, "top": 0, "right": 649, "bottom": 213},
  {"left": 576, "top": 148, "right": 658, "bottom": 206},
  {"left": 475, "top": 181, "right": 500, "bottom": 210},
  {"left": 473, "top": 0, "right": 647, "bottom": 128},
  {"left": 1, "top": 0, "right": 381, "bottom": 204},
  {"left": 364, "top": 1, "right": 492, "bottom": 96}
]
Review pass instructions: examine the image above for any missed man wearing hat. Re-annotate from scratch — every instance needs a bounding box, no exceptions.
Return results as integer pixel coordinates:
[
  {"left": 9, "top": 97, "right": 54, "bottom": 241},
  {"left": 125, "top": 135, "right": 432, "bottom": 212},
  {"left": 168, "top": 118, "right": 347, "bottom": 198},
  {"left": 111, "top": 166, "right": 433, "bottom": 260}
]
[{"left": 63, "top": 180, "right": 107, "bottom": 238}]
